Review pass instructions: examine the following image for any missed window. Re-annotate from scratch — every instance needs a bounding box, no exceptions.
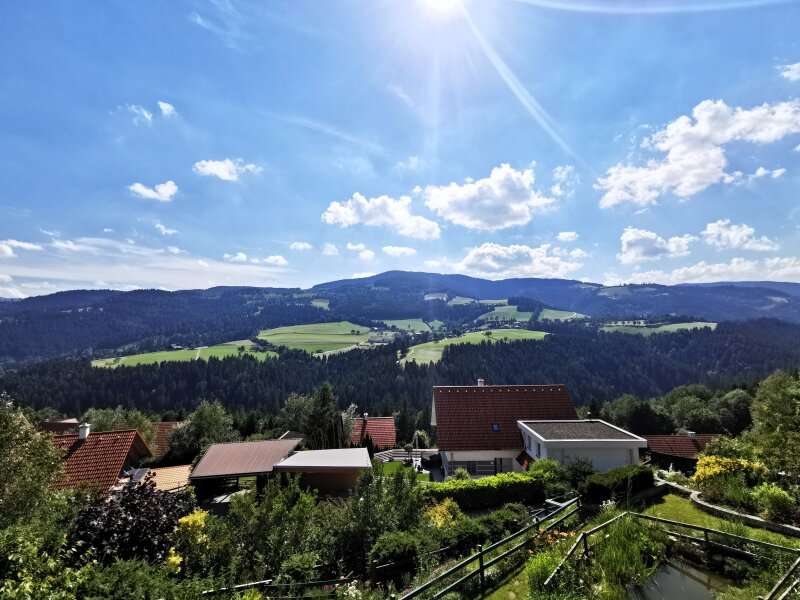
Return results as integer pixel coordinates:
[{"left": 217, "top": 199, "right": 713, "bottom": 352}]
[
  {"left": 536, "top": 442, "right": 541, "bottom": 458},
  {"left": 491, "top": 422, "right": 500, "bottom": 432}
]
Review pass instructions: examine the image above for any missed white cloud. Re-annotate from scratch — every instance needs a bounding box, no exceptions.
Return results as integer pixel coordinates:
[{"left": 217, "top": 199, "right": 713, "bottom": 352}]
[
  {"left": 394, "top": 155, "right": 425, "bottom": 173},
  {"left": 424, "top": 163, "right": 554, "bottom": 231},
  {"left": 322, "top": 243, "right": 339, "bottom": 256},
  {"left": 452, "top": 242, "right": 584, "bottom": 279},
  {"left": 322, "top": 193, "right": 440, "bottom": 240},
  {"left": 128, "top": 180, "right": 178, "bottom": 202},
  {"left": 224, "top": 252, "right": 248, "bottom": 263},
  {"left": 158, "top": 101, "right": 176, "bottom": 117},
  {"left": 289, "top": 241, "right": 313, "bottom": 251},
  {"left": 40, "top": 228, "right": 59, "bottom": 237},
  {"left": 387, "top": 84, "right": 416, "bottom": 110},
  {"left": 154, "top": 222, "right": 178, "bottom": 236},
  {"left": 103, "top": 228, "right": 114, "bottom": 234},
  {"left": 0, "top": 274, "right": 11, "bottom": 283},
  {"left": 779, "top": 63, "right": 800, "bottom": 82},
  {"left": 1, "top": 239, "right": 43, "bottom": 252},
  {"left": 596, "top": 99, "right": 800, "bottom": 207},
  {"left": 557, "top": 231, "right": 579, "bottom": 242},
  {"left": 346, "top": 242, "right": 366, "bottom": 252},
  {"left": 51, "top": 239, "right": 97, "bottom": 253},
  {"left": 623, "top": 257, "right": 800, "bottom": 284},
  {"left": 358, "top": 249, "right": 375, "bottom": 261},
  {"left": 0, "top": 244, "right": 13, "bottom": 258},
  {"left": 126, "top": 104, "right": 153, "bottom": 126},
  {"left": 771, "top": 168, "right": 787, "bottom": 178},
  {"left": 701, "top": 219, "right": 779, "bottom": 252},
  {"left": 263, "top": 255, "right": 288, "bottom": 266},
  {"left": 795, "top": 144, "right": 800, "bottom": 152},
  {"left": 382, "top": 245, "right": 417, "bottom": 257},
  {"left": 550, "top": 165, "right": 579, "bottom": 199},
  {"left": 617, "top": 227, "right": 696, "bottom": 265},
  {"left": 192, "top": 158, "right": 262, "bottom": 182},
  {"left": 166, "top": 246, "right": 183, "bottom": 254}
]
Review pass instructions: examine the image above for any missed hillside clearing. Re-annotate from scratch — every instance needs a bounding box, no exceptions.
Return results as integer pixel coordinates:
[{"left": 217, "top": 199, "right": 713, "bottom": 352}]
[
  {"left": 310, "top": 298, "right": 330, "bottom": 310},
  {"left": 477, "top": 304, "right": 533, "bottom": 323},
  {"left": 538, "top": 308, "right": 587, "bottom": 321},
  {"left": 601, "top": 322, "right": 717, "bottom": 336},
  {"left": 479, "top": 299, "right": 508, "bottom": 306},
  {"left": 402, "top": 329, "right": 547, "bottom": 365},
  {"left": 92, "top": 340, "right": 276, "bottom": 368},
  {"left": 258, "top": 321, "right": 373, "bottom": 354},
  {"left": 447, "top": 296, "right": 476, "bottom": 305},
  {"left": 381, "top": 319, "right": 431, "bottom": 333}
]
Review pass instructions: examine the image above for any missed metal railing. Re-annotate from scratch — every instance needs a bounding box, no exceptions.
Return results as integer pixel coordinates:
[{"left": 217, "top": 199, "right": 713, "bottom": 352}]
[{"left": 396, "top": 497, "right": 581, "bottom": 600}]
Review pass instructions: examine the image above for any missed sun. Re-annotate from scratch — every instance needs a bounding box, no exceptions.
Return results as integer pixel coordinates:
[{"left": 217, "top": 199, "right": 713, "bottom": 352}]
[{"left": 418, "top": 0, "right": 463, "bottom": 19}]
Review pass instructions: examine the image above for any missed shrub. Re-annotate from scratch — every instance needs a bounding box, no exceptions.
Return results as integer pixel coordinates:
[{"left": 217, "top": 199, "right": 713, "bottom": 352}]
[
  {"left": 424, "top": 498, "right": 463, "bottom": 529},
  {"left": 425, "top": 472, "right": 546, "bottom": 510},
  {"left": 440, "top": 517, "right": 487, "bottom": 556},
  {"left": 276, "top": 552, "right": 319, "bottom": 584},
  {"left": 528, "top": 459, "right": 570, "bottom": 497},
  {"left": 702, "top": 473, "right": 757, "bottom": 511},
  {"left": 369, "top": 531, "right": 421, "bottom": 584},
  {"left": 452, "top": 467, "right": 470, "bottom": 480},
  {"left": 692, "top": 455, "right": 765, "bottom": 489},
  {"left": 583, "top": 465, "right": 654, "bottom": 505},
  {"left": 478, "top": 503, "right": 529, "bottom": 540},
  {"left": 751, "top": 483, "right": 795, "bottom": 522}
]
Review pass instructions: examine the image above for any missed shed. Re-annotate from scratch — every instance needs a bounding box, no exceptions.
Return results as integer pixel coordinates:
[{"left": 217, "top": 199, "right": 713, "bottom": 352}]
[{"left": 275, "top": 447, "right": 372, "bottom": 493}]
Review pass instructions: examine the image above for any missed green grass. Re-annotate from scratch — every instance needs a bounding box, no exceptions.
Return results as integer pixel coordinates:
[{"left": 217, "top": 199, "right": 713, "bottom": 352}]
[
  {"left": 424, "top": 292, "right": 448, "bottom": 301},
  {"left": 381, "top": 318, "right": 431, "bottom": 333},
  {"left": 402, "top": 329, "right": 548, "bottom": 365},
  {"left": 601, "top": 322, "right": 717, "bottom": 336},
  {"left": 428, "top": 320, "right": 445, "bottom": 331},
  {"left": 310, "top": 298, "right": 329, "bottom": 310},
  {"left": 448, "top": 295, "right": 477, "bottom": 305},
  {"left": 537, "top": 308, "right": 587, "bottom": 321},
  {"left": 640, "top": 494, "right": 799, "bottom": 548},
  {"left": 258, "top": 321, "right": 371, "bottom": 354},
  {"left": 92, "top": 340, "right": 276, "bottom": 368},
  {"left": 478, "top": 305, "right": 534, "bottom": 323},
  {"left": 479, "top": 299, "right": 508, "bottom": 306},
  {"left": 381, "top": 461, "right": 431, "bottom": 481}
]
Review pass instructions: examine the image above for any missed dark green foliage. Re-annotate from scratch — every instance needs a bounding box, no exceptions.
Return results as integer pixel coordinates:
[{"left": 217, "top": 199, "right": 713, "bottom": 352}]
[
  {"left": 583, "top": 465, "right": 654, "bottom": 505},
  {"left": 477, "top": 503, "right": 529, "bottom": 540},
  {"left": 166, "top": 400, "right": 239, "bottom": 463},
  {"left": 440, "top": 516, "right": 487, "bottom": 555},
  {"left": 424, "top": 472, "right": 546, "bottom": 510},
  {"left": 276, "top": 551, "right": 319, "bottom": 584},
  {"left": 76, "top": 560, "right": 210, "bottom": 600},
  {"left": 68, "top": 476, "right": 195, "bottom": 565},
  {"left": 369, "top": 530, "right": 421, "bottom": 584}
]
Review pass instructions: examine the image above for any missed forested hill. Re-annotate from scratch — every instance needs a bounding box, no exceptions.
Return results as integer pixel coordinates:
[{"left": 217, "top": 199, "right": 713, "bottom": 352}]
[
  {"left": 2, "top": 271, "right": 800, "bottom": 365},
  {"left": 4, "top": 320, "right": 799, "bottom": 420}
]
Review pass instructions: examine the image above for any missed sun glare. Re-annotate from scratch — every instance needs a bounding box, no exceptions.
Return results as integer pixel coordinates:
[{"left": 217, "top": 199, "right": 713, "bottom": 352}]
[{"left": 418, "top": 0, "right": 463, "bottom": 19}]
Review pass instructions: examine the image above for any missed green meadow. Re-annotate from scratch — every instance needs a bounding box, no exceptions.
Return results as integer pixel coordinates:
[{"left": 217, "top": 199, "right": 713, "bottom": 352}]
[
  {"left": 310, "top": 298, "right": 330, "bottom": 310},
  {"left": 92, "top": 340, "right": 276, "bottom": 368},
  {"left": 381, "top": 319, "right": 431, "bottom": 333},
  {"left": 402, "top": 328, "right": 547, "bottom": 365},
  {"left": 537, "top": 308, "right": 587, "bottom": 321},
  {"left": 601, "top": 321, "right": 717, "bottom": 336},
  {"left": 447, "top": 295, "right": 476, "bottom": 305},
  {"left": 477, "top": 304, "right": 534, "bottom": 323},
  {"left": 258, "top": 321, "right": 372, "bottom": 354}
]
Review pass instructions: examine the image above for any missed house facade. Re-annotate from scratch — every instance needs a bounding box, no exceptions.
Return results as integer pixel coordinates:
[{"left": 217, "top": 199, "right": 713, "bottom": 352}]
[
  {"left": 432, "top": 381, "right": 578, "bottom": 476},
  {"left": 517, "top": 420, "right": 647, "bottom": 472}
]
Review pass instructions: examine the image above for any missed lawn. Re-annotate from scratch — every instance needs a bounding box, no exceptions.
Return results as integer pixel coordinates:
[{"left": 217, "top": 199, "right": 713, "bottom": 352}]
[
  {"left": 402, "top": 329, "right": 548, "bottom": 365},
  {"left": 258, "top": 321, "right": 371, "bottom": 354},
  {"left": 382, "top": 318, "right": 431, "bottom": 333},
  {"left": 537, "top": 308, "right": 587, "bottom": 321},
  {"left": 601, "top": 322, "right": 717, "bottom": 336},
  {"left": 640, "top": 494, "right": 799, "bottom": 548},
  {"left": 92, "top": 340, "right": 276, "bottom": 368},
  {"left": 448, "top": 296, "right": 477, "bottom": 305},
  {"left": 311, "top": 298, "right": 330, "bottom": 310},
  {"left": 478, "top": 305, "right": 534, "bottom": 323},
  {"left": 381, "top": 460, "right": 431, "bottom": 481},
  {"left": 479, "top": 299, "right": 508, "bottom": 306}
]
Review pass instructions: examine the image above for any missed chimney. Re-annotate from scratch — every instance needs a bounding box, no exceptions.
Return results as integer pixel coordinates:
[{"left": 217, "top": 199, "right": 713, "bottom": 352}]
[
  {"left": 78, "top": 422, "right": 91, "bottom": 440},
  {"left": 363, "top": 412, "right": 368, "bottom": 420},
  {"left": 477, "top": 378, "right": 485, "bottom": 387},
  {"left": 685, "top": 430, "right": 696, "bottom": 438}
]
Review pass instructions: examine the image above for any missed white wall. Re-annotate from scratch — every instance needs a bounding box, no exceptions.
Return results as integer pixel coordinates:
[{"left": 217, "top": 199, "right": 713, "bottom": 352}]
[{"left": 548, "top": 445, "right": 636, "bottom": 472}]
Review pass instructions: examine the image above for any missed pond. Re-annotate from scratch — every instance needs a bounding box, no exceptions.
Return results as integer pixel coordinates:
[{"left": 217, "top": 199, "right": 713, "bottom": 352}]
[{"left": 628, "top": 560, "right": 733, "bottom": 600}]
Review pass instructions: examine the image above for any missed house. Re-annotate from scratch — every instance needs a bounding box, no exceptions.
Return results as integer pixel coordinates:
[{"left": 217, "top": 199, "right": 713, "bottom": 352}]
[
  {"left": 40, "top": 417, "right": 80, "bottom": 435},
  {"left": 517, "top": 420, "right": 647, "bottom": 472},
  {"left": 644, "top": 432, "right": 717, "bottom": 472},
  {"left": 189, "top": 439, "right": 301, "bottom": 497},
  {"left": 149, "top": 464, "right": 193, "bottom": 492},
  {"left": 51, "top": 424, "right": 152, "bottom": 492},
  {"left": 432, "top": 380, "right": 578, "bottom": 476},
  {"left": 151, "top": 421, "right": 182, "bottom": 460},
  {"left": 274, "top": 448, "right": 372, "bottom": 493},
  {"left": 351, "top": 414, "right": 396, "bottom": 450}
]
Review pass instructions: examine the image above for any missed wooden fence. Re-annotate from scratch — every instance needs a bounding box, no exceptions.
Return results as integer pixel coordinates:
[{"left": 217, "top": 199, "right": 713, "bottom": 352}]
[{"left": 395, "top": 496, "right": 581, "bottom": 600}]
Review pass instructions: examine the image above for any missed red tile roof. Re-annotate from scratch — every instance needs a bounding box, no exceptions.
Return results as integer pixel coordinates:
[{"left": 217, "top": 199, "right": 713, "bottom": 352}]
[
  {"left": 190, "top": 439, "right": 301, "bottom": 479},
  {"left": 51, "top": 430, "right": 151, "bottom": 492},
  {"left": 151, "top": 421, "right": 182, "bottom": 458},
  {"left": 644, "top": 434, "right": 717, "bottom": 460},
  {"left": 433, "top": 384, "right": 577, "bottom": 451},
  {"left": 351, "top": 417, "right": 396, "bottom": 450}
]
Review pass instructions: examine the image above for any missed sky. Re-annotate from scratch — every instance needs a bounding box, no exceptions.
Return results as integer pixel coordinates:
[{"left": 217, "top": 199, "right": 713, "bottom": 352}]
[{"left": 1, "top": 0, "right": 800, "bottom": 297}]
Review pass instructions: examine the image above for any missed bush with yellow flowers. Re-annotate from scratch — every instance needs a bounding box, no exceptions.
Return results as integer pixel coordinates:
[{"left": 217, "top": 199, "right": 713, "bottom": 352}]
[
  {"left": 423, "top": 498, "right": 463, "bottom": 529},
  {"left": 692, "top": 455, "right": 765, "bottom": 488}
]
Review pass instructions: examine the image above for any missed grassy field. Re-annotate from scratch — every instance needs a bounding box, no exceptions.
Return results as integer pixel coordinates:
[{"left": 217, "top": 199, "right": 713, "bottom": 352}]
[
  {"left": 382, "top": 319, "right": 431, "bottom": 333},
  {"left": 311, "top": 298, "right": 329, "bottom": 310},
  {"left": 448, "top": 295, "right": 476, "bottom": 305},
  {"left": 92, "top": 340, "right": 276, "bottom": 368},
  {"left": 381, "top": 461, "right": 431, "bottom": 481},
  {"left": 479, "top": 299, "right": 508, "bottom": 306},
  {"left": 428, "top": 320, "right": 445, "bottom": 331},
  {"left": 537, "top": 308, "right": 587, "bottom": 321},
  {"left": 258, "top": 321, "right": 372, "bottom": 354},
  {"left": 478, "top": 305, "right": 534, "bottom": 323},
  {"left": 402, "top": 329, "right": 548, "bottom": 365},
  {"left": 601, "top": 322, "right": 717, "bottom": 336},
  {"left": 424, "top": 292, "right": 448, "bottom": 301}
]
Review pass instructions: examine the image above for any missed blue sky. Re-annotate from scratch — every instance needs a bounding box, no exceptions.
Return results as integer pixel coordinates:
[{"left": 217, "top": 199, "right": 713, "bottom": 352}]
[{"left": 1, "top": 0, "right": 800, "bottom": 297}]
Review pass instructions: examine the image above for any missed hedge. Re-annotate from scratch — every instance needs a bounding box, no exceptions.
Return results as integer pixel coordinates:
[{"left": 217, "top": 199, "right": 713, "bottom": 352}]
[
  {"left": 584, "top": 465, "right": 654, "bottom": 505},
  {"left": 424, "top": 472, "right": 546, "bottom": 510}
]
